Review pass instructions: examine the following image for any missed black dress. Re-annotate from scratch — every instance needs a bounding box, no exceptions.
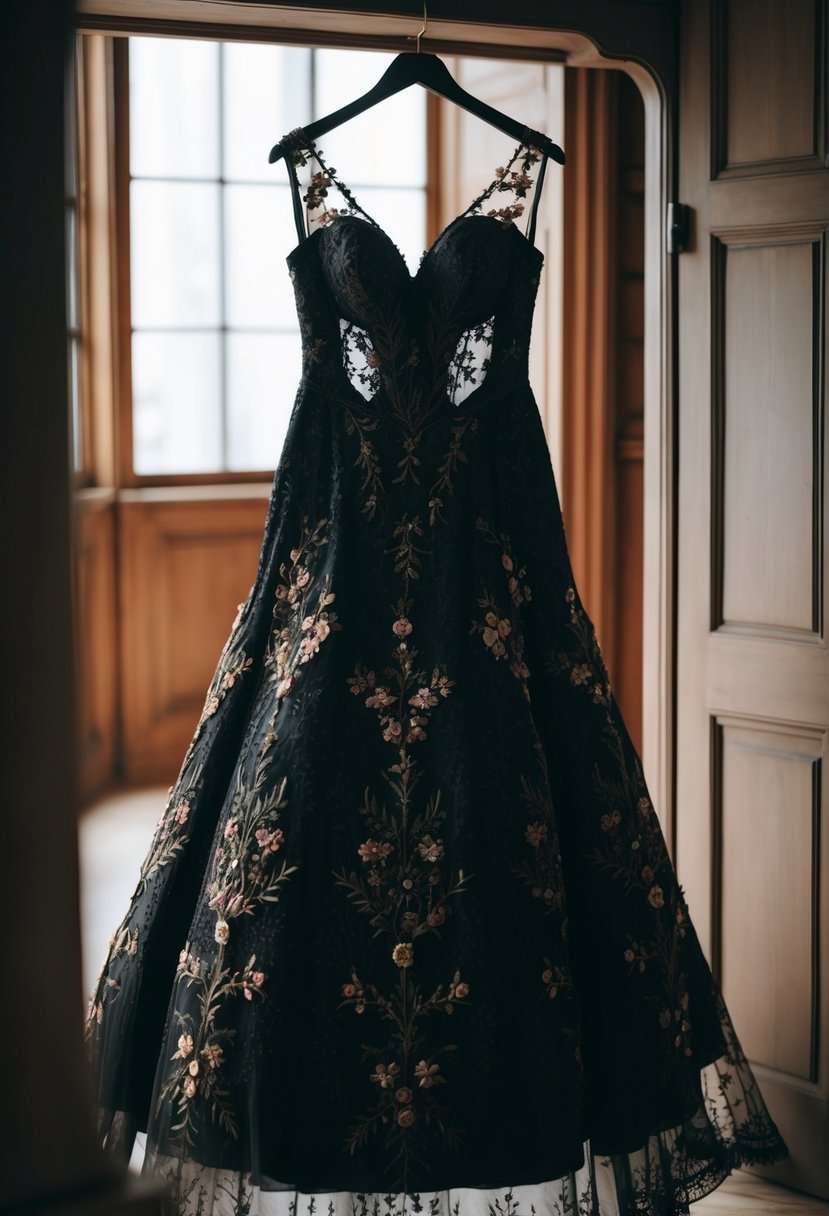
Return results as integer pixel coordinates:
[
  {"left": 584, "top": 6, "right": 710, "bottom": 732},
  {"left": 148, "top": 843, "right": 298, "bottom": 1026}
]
[{"left": 86, "top": 128, "right": 788, "bottom": 1216}]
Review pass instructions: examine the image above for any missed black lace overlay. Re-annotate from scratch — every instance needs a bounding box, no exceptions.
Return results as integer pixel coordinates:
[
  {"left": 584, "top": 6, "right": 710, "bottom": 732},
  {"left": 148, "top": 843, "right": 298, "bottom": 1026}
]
[{"left": 86, "top": 128, "right": 787, "bottom": 1215}]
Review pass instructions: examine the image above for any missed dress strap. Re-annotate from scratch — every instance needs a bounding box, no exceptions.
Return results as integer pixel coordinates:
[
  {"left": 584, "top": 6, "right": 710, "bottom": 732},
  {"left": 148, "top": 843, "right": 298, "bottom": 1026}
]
[
  {"left": 526, "top": 150, "right": 549, "bottom": 247},
  {"left": 276, "top": 126, "right": 383, "bottom": 243},
  {"left": 278, "top": 128, "right": 312, "bottom": 244},
  {"left": 465, "top": 133, "right": 550, "bottom": 247}
]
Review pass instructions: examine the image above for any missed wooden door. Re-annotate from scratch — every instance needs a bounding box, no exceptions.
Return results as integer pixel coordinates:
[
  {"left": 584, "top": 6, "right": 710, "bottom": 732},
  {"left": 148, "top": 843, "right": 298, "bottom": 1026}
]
[{"left": 676, "top": 0, "right": 829, "bottom": 1196}]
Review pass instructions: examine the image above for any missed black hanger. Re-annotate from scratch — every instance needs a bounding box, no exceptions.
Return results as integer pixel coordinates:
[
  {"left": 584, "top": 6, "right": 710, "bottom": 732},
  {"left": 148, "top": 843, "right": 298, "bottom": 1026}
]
[{"left": 268, "top": 50, "right": 565, "bottom": 166}]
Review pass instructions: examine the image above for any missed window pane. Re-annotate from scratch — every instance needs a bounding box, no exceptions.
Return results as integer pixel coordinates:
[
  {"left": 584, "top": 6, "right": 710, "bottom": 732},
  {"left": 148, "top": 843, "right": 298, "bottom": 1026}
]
[
  {"left": 223, "top": 44, "right": 311, "bottom": 182},
  {"left": 356, "top": 187, "right": 427, "bottom": 273},
  {"left": 133, "top": 332, "right": 222, "bottom": 474},
  {"left": 66, "top": 205, "right": 79, "bottom": 330},
  {"left": 226, "top": 332, "right": 302, "bottom": 471},
  {"left": 314, "top": 51, "right": 426, "bottom": 187},
  {"left": 131, "top": 180, "right": 220, "bottom": 328},
  {"left": 225, "top": 185, "right": 299, "bottom": 328},
  {"left": 130, "top": 37, "right": 219, "bottom": 179}
]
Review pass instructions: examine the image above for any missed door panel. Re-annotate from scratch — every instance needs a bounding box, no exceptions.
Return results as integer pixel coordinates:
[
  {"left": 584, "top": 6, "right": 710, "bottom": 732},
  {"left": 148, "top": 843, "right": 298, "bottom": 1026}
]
[{"left": 677, "top": 0, "right": 829, "bottom": 1196}]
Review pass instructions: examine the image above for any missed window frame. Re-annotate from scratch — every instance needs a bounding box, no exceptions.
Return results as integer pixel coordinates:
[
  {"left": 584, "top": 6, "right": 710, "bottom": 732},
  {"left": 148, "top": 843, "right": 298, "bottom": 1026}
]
[
  {"left": 67, "top": 35, "right": 96, "bottom": 489},
  {"left": 111, "top": 37, "right": 439, "bottom": 488}
]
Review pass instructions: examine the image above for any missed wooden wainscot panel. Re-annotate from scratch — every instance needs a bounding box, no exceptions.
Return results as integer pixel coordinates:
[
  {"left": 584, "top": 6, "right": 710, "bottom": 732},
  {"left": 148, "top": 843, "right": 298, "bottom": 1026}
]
[{"left": 118, "top": 494, "right": 266, "bottom": 784}]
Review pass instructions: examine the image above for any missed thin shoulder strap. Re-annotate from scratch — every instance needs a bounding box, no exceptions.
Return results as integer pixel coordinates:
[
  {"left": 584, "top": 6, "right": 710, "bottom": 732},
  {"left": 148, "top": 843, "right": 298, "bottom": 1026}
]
[
  {"left": 276, "top": 126, "right": 382, "bottom": 242},
  {"left": 279, "top": 128, "right": 310, "bottom": 244},
  {"left": 526, "top": 151, "right": 549, "bottom": 247}
]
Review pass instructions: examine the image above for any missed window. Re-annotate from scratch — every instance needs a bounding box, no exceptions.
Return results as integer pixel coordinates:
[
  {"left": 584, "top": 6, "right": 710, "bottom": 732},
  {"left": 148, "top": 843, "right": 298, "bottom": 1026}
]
[{"left": 125, "top": 40, "right": 427, "bottom": 478}]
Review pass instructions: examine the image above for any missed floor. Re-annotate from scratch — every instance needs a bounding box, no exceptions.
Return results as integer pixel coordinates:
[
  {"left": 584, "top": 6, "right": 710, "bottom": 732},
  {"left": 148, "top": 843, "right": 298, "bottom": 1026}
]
[{"left": 79, "top": 787, "right": 829, "bottom": 1214}]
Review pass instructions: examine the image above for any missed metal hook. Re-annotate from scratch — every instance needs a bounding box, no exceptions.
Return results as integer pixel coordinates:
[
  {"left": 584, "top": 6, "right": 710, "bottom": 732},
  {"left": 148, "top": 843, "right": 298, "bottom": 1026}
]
[{"left": 415, "top": 1, "right": 427, "bottom": 53}]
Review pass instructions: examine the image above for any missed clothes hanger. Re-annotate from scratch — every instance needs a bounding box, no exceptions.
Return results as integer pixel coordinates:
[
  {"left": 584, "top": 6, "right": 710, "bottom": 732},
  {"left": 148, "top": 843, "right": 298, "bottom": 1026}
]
[{"left": 268, "top": 3, "right": 565, "bottom": 166}]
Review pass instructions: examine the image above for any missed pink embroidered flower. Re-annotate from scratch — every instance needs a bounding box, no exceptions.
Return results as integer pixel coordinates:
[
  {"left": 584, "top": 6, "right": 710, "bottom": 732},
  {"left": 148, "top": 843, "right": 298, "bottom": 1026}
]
[
  {"left": 395, "top": 1086, "right": 413, "bottom": 1104},
  {"left": 426, "top": 906, "right": 445, "bottom": 927},
  {"left": 301, "top": 615, "right": 316, "bottom": 632},
  {"left": 383, "top": 720, "right": 402, "bottom": 743},
  {"left": 173, "top": 802, "right": 190, "bottom": 825},
  {"left": 417, "top": 835, "right": 444, "bottom": 863},
  {"left": 301, "top": 635, "right": 321, "bottom": 660},
  {"left": 525, "top": 821, "right": 548, "bottom": 847},
  {"left": 370, "top": 1061, "right": 400, "bottom": 1088},
  {"left": 295, "top": 567, "right": 310, "bottom": 589},
  {"left": 289, "top": 547, "right": 301, "bottom": 562},
  {"left": 414, "top": 1059, "right": 444, "bottom": 1088},
  {"left": 435, "top": 674, "right": 454, "bottom": 697},
  {"left": 183, "top": 1077, "right": 197, "bottom": 1099},
  {"left": 175, "top": 1033, "right": 194, "bottom": 1059},
  {"left": 200, "top": 1043, "right": 224, "bottom": 1071},
  {"left": 501, "top": 553, "right": 514, "bottom": 571},
  {"left": 638, "top": 796, "right": 652, "bottom": 816},
  {"left": 366, "top": 686, "right": 394, "bottom": 708},
  {"left": 315, "top": 619, "right": 331, "bottom": 641},
  {"left": 570, "top": 663, "right": 591, "bottom": 685},
  {"left": 203, "top": 694, "right": 220, "bottom": 718},
  {"left": 624, "top": 948, "right": 635, "bottom": 963},
  {"left": 648, "top": 885, "right": 665, "bottom": 909},
  {"left": 397, "top": 1107, "right": 416, "bottom": 1128},
  {"left": 276, "top": 675, "right": 294, "bottom": 698},
  {"left": 214, "top": 920, "right": 230, "bottom": 946},
  {"left": 409, "top": 687, "right": 438, "bottom": 709},
  {"left": 255, "top": 827, "right": 284, "bottom": 856},
  {"left": 224, "top": 821, "right": 238, "bottom": 839},
  {"left": 392, "top": 617, "right": 413, "bottom": 637},
  {"left": 482, "top": 626, "right": 498, "bottom": 648},
  {"left": 357, "top": 839, "right": 394, "bottom": 864},
  {"left": 600, "top": 809, "right": 621, "bottom": 832}
]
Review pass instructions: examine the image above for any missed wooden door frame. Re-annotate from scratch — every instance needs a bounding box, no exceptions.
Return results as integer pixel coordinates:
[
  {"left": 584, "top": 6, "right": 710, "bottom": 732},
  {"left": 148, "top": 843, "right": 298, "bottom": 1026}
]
[{"left": 5, "top": 3, "right": 677, "bottom": 1209}]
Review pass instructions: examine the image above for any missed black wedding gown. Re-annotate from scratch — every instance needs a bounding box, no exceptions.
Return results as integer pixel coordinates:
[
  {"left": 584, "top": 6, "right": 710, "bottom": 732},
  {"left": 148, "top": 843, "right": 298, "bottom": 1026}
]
[{"left": 86, "top": 128, "right": 788, "bottom": 1216}]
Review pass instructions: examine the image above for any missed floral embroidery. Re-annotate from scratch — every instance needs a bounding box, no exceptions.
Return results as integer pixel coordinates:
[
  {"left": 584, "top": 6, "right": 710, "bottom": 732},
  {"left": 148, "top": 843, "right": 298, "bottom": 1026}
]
[
  {"left": 427, "top": 418, "right": 478, "bottom": 525},
  {"left": 471, "top": 518, "right": 532, "bottom": 698},
  {"left": 261, "top": 516, "right": 340, "bottom": 749},
  {"left": 344, "top": 402, "right": 385, "bottom": 520},
  {"left": 154, "top": 752, "right": 298, "bottom": 1147},
  {"left": 155, "top": 947, "right": 266, "bottom": 1145},
  {"left": 333, "top": 517, "right": 471, "bottom": 1188}
]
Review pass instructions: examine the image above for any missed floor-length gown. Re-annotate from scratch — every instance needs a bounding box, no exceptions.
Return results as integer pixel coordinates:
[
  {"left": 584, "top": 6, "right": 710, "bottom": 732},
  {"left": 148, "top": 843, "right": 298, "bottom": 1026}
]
[{"left": 86, "top": 126, "right": 788, "bottom": 1216}]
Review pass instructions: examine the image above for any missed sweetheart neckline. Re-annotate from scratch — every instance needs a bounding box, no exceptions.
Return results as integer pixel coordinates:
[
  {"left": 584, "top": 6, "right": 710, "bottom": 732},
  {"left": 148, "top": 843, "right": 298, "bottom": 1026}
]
[{"left": 284, "top": 209, "right": 545, "bottom": 283}]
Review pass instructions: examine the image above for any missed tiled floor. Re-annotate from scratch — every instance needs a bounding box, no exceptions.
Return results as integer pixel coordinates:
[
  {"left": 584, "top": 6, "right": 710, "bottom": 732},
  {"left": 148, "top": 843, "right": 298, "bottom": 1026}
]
[{"left": 79, "top": 787, "right": 829, "bottom": 1214}]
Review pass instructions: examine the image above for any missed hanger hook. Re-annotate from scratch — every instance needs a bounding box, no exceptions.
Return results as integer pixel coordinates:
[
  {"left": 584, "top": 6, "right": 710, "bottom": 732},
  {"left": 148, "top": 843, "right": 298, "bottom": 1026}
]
[{"left": 415, "top": 1, "right": 427, "bottom": 53}]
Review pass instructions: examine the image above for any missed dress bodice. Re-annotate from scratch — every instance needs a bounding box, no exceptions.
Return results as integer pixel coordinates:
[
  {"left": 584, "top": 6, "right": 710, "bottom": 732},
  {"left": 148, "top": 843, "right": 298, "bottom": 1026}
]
[{"left": 278, "top": 128, "right": 548, "bottom": 422}]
